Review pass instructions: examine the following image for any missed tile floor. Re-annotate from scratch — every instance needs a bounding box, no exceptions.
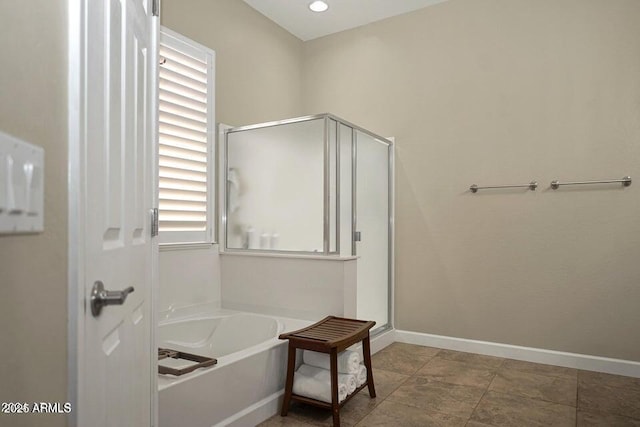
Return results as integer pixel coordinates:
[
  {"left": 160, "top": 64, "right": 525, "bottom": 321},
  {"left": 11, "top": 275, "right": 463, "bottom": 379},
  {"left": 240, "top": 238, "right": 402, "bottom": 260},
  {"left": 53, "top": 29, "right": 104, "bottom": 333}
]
[{"left": 260, "top": 343, "right": 640, "bottom": 426}]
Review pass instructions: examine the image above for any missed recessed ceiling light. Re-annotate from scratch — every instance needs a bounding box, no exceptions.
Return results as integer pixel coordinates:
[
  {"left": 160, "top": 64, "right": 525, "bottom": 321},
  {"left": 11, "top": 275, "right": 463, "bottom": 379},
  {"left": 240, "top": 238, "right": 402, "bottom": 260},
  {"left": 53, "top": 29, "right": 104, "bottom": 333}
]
[{"left": 309, "top": 1, "right": 329, "bottom": 13}]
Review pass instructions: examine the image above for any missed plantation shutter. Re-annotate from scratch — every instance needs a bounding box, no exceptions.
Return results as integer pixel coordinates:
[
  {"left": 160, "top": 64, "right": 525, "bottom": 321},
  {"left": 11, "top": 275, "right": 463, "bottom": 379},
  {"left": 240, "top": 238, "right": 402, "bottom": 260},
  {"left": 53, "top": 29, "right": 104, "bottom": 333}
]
[{"left": 159, "top": 28, "right": 215, "bottom": 244}]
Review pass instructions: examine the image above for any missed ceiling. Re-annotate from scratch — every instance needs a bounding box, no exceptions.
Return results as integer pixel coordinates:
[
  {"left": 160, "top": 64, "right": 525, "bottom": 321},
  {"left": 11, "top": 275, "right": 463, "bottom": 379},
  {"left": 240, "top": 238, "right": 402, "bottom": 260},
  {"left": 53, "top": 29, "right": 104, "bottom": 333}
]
[{"left": 242, "top": 0, "right": 450, "bottom": 41}]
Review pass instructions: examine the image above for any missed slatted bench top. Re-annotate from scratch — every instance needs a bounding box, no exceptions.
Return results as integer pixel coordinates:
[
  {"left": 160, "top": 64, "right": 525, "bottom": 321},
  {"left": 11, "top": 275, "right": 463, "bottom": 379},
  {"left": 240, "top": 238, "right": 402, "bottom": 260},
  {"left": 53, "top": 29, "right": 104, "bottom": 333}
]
[{"left": 279, "top": 316, "right": 376, "bottom": 352}]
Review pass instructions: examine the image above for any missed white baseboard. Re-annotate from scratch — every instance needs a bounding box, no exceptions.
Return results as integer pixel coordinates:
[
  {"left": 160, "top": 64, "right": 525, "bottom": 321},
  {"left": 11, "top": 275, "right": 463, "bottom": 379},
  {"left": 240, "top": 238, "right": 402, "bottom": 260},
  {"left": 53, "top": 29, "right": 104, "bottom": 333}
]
[
  {"left": 396, "top": 329, "right": 640, "bottom": 378},
  {"left": 370, "top": 328, "right": 396, "bottom": 354}
]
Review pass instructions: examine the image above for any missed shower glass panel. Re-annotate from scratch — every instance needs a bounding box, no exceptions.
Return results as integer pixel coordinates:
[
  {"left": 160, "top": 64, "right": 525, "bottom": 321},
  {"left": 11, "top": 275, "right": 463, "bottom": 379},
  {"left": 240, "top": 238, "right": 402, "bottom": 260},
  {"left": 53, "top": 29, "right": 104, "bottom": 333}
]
[
  {"left": 226, "top": 118, "right": 332, "bottom": 252},
  {"left": 224, "top": 114, "right": 392, "bottom": 331},
  {"left": 328, "top": 119, "right": 338, "bottom": 253},
  {"left": 355, "top": 131, "right": 390, "bottom": 329}
]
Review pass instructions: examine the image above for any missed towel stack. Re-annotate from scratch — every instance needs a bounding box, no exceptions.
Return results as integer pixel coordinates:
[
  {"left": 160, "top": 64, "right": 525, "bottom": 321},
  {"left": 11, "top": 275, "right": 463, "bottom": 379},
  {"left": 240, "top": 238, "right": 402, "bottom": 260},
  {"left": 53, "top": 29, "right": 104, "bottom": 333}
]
[{"left": 292, "top": 350, "right": 368, "bottom": 404}]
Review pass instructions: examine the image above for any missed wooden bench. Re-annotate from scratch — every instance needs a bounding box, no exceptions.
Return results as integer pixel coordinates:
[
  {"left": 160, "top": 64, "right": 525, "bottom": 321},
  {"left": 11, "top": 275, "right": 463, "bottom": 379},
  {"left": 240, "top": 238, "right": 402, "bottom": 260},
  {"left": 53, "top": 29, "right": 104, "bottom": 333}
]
[{"left": 278, "top": 316, "right": 376, "bottom": 427}]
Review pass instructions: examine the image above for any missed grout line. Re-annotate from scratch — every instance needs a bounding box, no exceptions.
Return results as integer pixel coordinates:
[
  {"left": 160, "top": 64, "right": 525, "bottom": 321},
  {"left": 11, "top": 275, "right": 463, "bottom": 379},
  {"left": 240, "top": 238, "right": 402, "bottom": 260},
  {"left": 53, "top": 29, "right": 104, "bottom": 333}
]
[
  {"left": 410, "top": 353, "right": 438, "bottom": 375},
  {"left": 497, "top": 357, "right": 506, "bottom": 369},
  {"left": 465, "top": 368, "right": 497, "bottom": 426}
]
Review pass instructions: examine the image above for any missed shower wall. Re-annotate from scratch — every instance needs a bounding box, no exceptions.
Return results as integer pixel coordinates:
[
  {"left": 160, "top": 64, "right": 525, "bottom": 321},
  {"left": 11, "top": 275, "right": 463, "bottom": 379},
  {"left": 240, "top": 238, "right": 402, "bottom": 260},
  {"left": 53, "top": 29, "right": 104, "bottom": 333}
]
[
  {"left": 220, "top": 254, "right": 357, "bottom": 320},
  {"left": 226, "top": 119, "right": 325, "bottom": 252}
]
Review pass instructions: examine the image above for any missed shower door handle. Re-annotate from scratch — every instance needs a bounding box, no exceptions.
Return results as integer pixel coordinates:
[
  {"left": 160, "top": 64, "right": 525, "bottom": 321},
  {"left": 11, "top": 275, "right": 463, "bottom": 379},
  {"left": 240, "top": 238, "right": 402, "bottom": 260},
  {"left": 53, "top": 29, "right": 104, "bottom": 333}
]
[{"left": 90, "top": 281, "right": 135, "bottom": 317}]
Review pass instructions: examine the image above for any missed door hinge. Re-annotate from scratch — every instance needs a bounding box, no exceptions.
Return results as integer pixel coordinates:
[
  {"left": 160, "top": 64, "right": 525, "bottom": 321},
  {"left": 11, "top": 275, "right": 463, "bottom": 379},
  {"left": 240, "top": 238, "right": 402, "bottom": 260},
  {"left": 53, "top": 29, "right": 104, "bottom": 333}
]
[
  {"left": 151, "top": 208, "right": 159, "bottom": 237},
  {"left": 152, "top": 0, "right": 160, "bottom": 17},
  {"left": 354, "top": 231, "right": 362, "bottom": 242}
]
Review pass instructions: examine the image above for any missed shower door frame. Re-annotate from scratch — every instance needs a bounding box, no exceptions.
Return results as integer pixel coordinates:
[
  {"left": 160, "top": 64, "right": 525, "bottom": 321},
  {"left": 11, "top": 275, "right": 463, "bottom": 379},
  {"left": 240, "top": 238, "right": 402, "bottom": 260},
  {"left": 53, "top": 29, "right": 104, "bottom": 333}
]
[
  {"left": 222, "top": 113, "right": 395, "bottom": 332},
  {"left": 352, "top": 129, "right": 395, "bottom": 335}
]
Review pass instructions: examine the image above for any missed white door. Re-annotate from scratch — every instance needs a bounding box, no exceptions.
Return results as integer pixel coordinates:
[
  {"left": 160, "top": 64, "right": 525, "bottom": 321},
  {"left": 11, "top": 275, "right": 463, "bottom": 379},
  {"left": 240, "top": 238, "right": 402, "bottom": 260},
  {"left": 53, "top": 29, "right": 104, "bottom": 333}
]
[{"left": 70, "top": 0, "right": 158, "bottom": 426}]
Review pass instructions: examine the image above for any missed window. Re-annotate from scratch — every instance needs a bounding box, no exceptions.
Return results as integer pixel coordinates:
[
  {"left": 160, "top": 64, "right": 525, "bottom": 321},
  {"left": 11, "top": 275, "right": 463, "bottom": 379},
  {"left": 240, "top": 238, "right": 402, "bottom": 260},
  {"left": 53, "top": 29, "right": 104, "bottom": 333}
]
[{"left": 158, "top": 28, "right": 215, "bottom": 245}]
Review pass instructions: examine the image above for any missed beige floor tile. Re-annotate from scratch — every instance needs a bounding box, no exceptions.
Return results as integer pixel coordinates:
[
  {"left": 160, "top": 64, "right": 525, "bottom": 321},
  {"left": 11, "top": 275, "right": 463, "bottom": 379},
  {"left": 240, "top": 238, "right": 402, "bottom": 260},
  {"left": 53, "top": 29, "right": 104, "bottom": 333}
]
[
  {"left": 416, "top": 356, "right": 497, "bottom": 388},
  {"left": 356, "top": 400, "right": 468, "bottom": 427},
  {"left": 335, "top": 394, "right": 381, "bottom": 426},
  {"left": 579, "top": 371, "right": 640, "bottom": 392},
  {"left": 578, "top": 382, "right": 640, "bottom": 419},
  {"left": 465, "top": 421, "right": 495, "bottom": 427},
  {"left": 283, "top": 403, "right": 335, "bottom": 427},
  {"left": 577, "top": 410, "right": 640, "bottom": 426},
  {"left": 436, "top": 349, "right": 504, "bottom": 369},
  {"left": 259, "top": 414, "right": 315, "bottom": 426},
  {"left": 286, "top": 393, "right": 380, "bottom": 427},
  {"left": 386, "top": 376, "right": 485, "bottom": 419},
  {"left": 489, "top": 368, "right": 577, "bottom": 406},
  {"left": 372, "top": 342, "right": 440, "bottom": 376},
  {"left": 471, "top": 390, "right": 575, "bottom": 427},
  {"left": 369, "top": 368, "right": 410, "bottom": 399},
  {"left": 500, "top": 359, "right": 577, "bottom": 379}
]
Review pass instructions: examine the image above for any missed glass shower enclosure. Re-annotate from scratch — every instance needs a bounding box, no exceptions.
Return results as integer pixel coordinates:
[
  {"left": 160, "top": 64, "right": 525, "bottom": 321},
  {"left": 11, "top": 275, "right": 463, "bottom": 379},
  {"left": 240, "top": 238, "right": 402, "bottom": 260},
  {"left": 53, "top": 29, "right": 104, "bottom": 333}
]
[{"left": 223, "top": 114, "right": 393, "bottom": 331}]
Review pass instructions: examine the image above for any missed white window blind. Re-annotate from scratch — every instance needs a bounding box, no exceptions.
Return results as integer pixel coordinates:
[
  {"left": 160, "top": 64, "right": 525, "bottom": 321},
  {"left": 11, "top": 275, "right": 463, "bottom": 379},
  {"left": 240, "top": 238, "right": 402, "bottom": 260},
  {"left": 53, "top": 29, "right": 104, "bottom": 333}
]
[{"left": 159, "top": 28, "right": 215, "bottom": 245}]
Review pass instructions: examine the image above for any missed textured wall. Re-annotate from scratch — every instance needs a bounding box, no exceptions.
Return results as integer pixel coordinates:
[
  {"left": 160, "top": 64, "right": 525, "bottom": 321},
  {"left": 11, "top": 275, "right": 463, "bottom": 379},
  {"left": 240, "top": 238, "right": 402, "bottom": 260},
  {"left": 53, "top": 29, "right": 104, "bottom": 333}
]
[
  {"left": 0, "top": 1, "right": 68, "bottom": 426},
  {"left": 302, "top": 0, "right": 640, "bottom": 361}
]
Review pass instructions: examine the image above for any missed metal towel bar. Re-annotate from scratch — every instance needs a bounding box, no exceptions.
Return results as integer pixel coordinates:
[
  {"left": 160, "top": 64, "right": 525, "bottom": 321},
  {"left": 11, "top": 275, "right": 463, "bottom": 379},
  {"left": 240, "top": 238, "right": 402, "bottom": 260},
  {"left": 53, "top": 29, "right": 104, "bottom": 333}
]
[
  {"left": 470, "top": 181, "right": 538, "bottom": 193},
  {"left": 550, "top": 176, "right": 631, "bottom": 190}
]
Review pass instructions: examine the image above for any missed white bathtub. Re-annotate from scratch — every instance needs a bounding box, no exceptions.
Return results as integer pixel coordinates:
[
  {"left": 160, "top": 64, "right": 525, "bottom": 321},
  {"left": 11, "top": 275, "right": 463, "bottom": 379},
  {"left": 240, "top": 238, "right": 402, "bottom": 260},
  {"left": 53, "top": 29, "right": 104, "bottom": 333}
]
[
  {"left": 158, "top": 309, "right": 311, "bottom": 427},
  {"left": 159, "top": 313, "right": 282, "bottom": 360}
]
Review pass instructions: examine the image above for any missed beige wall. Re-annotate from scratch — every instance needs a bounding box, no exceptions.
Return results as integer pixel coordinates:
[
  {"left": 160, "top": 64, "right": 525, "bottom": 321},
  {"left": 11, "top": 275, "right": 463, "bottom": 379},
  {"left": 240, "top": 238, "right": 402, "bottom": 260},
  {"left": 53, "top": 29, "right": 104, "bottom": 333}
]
[
  {"left": 161, "top": 0, "right": 304, "bottom": 126},
  {"left": 0, "top": 1, "right": 68, "bottom": 426},
  {"left": 302, "top": 0, "right": 640, "bottom": 361}
]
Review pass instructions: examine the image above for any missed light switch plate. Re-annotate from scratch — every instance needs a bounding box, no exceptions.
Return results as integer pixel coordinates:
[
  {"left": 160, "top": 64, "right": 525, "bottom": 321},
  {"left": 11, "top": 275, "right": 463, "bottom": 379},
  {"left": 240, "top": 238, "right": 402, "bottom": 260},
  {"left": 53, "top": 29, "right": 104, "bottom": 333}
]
[{"left": 0, "top": 131, "right": 44, "bottom": 234}]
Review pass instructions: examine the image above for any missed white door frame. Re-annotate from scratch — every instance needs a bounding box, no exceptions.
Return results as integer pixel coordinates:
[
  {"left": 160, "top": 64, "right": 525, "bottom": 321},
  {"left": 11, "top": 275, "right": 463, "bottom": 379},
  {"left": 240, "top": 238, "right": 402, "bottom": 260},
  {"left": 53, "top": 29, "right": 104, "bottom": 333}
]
[{"left": 67, "top": 0, "right": 159, "bottom": 425}]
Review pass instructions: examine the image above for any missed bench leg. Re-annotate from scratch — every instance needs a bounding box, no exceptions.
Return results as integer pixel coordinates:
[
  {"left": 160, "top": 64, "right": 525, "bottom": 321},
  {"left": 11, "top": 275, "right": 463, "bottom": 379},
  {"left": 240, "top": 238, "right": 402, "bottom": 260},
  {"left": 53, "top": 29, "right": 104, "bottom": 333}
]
[
  {"left": 280, "top": 344, "right": 297, "bottom": 416},
  {"left": 330, "top": 348, "right": 341, "bottom": 427},
  {"left": 362, "top": 334, "right": 376, "bottom": 398}
]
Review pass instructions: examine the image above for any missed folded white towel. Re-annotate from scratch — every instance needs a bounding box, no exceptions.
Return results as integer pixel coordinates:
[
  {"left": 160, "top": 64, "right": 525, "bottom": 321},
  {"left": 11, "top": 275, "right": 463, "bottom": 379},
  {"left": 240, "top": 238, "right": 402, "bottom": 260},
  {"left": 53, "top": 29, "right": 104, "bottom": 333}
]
[
  {"left": 293, "top": 372, "right": 347, "bottom": 403},
  {"left": 303, "top": 350, "right": 361, "bottom": 374},
  {"left": 356, "top": 364, "right": 367, "bottom": 387},
  {"left": 297, "top": 364, "right": 357, "bottom": 394}
]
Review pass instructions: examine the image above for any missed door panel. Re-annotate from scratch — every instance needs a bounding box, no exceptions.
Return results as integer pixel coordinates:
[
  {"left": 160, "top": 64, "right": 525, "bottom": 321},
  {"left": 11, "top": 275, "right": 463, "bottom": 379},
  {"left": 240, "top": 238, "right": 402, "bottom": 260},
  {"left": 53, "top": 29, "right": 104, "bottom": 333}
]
[
  {"left": 78, "top": 0, "right": 156, "bottom": 425},
  {"left": 355, "top": 131, "right": 390, "bottom": 330}
]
